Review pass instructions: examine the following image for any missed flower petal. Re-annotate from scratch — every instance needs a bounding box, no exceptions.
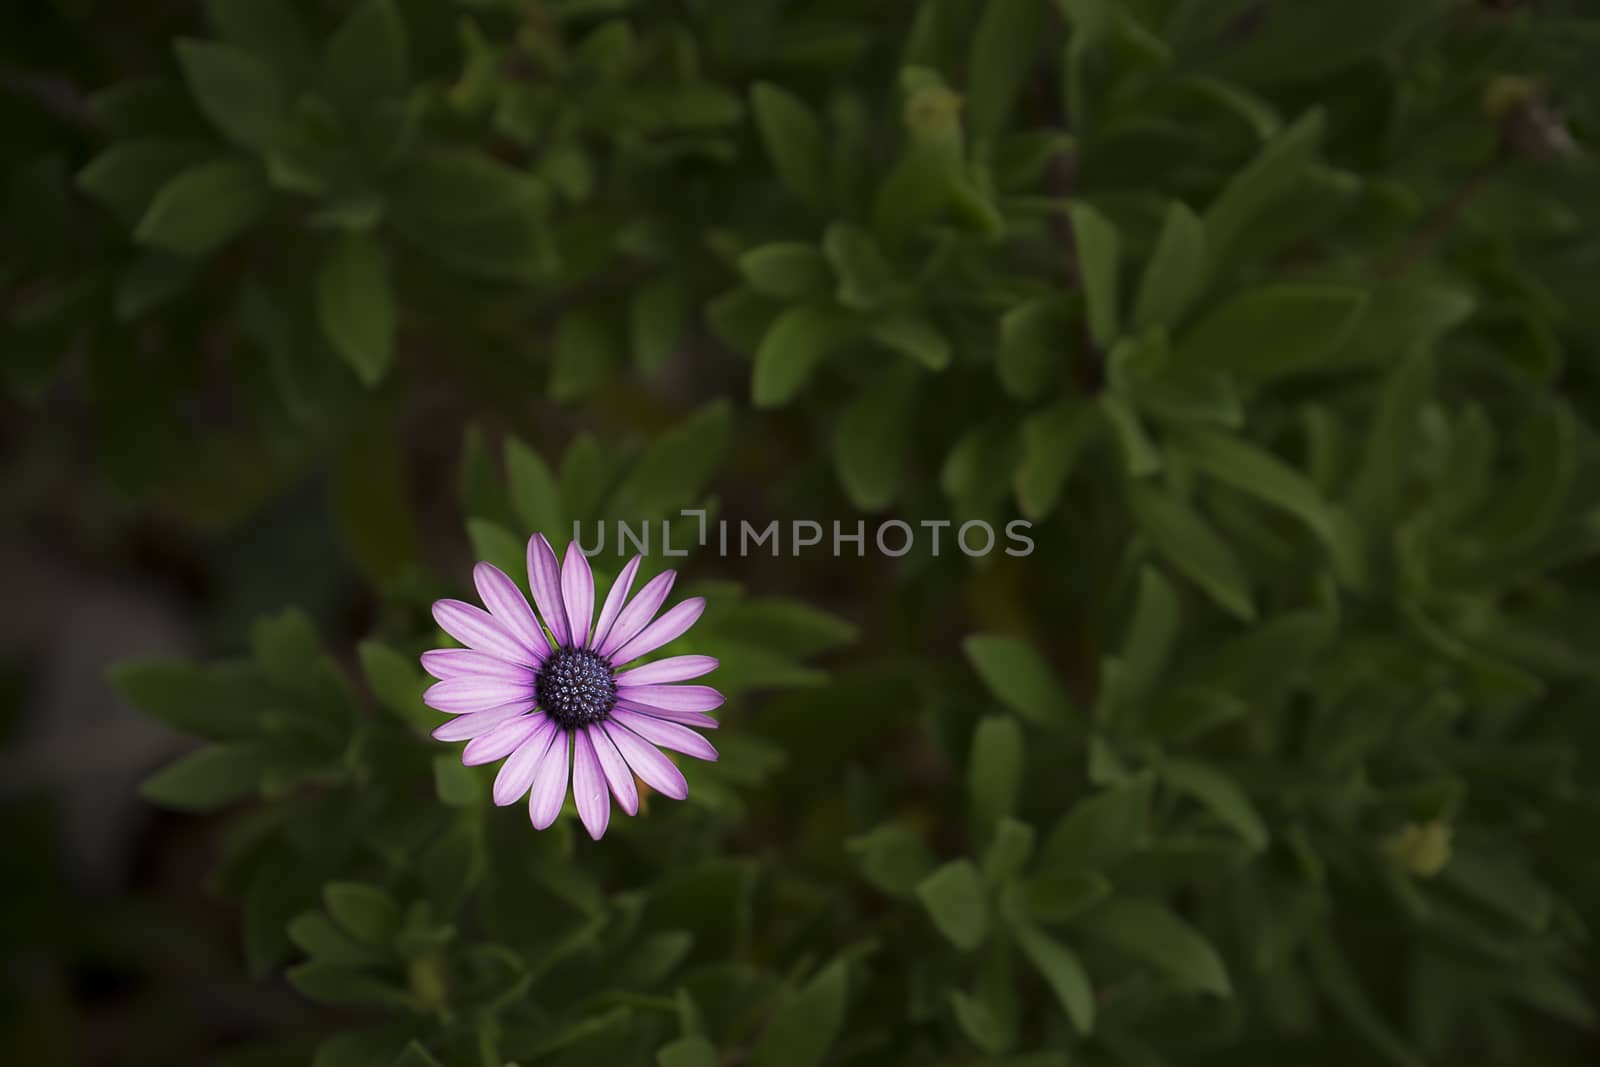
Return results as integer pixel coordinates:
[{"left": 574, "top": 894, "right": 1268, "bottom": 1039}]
[
  {"left": 432, "top": 600, "right": 530, "bottom": 665},
  {"left": 609, "top": 707, "right": 719, "bottom": 762},
  {"left": 613, "top": 655, "right": 719, "bottom": 686},
  {"left": 603, "top": 721, "right": 689, "bottom": 801},
  {"left": 561, "top": 541, "right": 595, "bottom": 649},
  {"left": 425, "top": 676, "right": 535, "bottom": 714},
  {"left": 571, "top": 729, "right": 610, "bottom": 840},
  {"left": 461, "top": 713, "right": 546, "bottom": 765},
  {"left": 433, "top": 705, "right": 528, "bottom": 743},
  {"left": 587, "top": 723, "right": 638, "bottom": 816},
  {"left": 596, "top": 570, "right": 675, "bottom": 658},
  {"left": 474, "top": 562, "right": 551, "bottom": 662},
  {"left": 608, "top": 598, "right": 707, "bottom": 667},
  {"left": 614, "top": 683, "right": 723, "bottom": 712},
  {"left": 526, "top": 534, "right": 570, "bottom": 649},
  {"left": 614, "top": 699, "right": 720, "bottom": 731},
  {"left": 527, "top": 730, "right": 572, "bottom": 830},
  {"left": 492, "top": 718, "right": 558, "bottom": 806},
  {"left": 421, "top": 649, "right": 532, "bottom": 681},
  {"left": 590, "top": 555, "right": 642, "bottom": 654}
]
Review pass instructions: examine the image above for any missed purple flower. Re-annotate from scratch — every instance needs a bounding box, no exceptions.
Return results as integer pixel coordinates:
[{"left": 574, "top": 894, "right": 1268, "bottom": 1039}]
[{"left": 422, "top": 535, "right": 721, "bottom": 839}]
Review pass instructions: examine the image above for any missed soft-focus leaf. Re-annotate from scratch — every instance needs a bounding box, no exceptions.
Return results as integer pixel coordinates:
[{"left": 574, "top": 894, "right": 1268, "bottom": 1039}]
[
  {"left": 1069, "top": 202, "right": 1121, "bottom": 347},
  {"left": 1128, "top": 484, "right": 1254, "bottom": 620},
  {"left": 1015, "top": 921, "right": 1094, "bottom": 1034},
  {"left": 1132, "top": 200, "right": 1207, "bottom": 331},
  {"left": 175, "top": 39, "right": 287, "bottom": 151},
  {"left": 1179, "top": 285, "right": 1368, "bottom": 378},
  {"left": 967, "top": 0, "right": 1048, "bottom": 136},
  {"left": 753, "top": 303, "right": 851, "bottom": 407},
  {"left": 134, "top": 158, "right": 270, "bottom": 257},
  {"left": 917, "top": 860, "right": 990, "bottom": 951},
  {"left": 969, "top": 716, "right": 1024, "bottom": 829},
  {"left": 1037, "top": 774, "right": 1154, "bottom": 874},
  {"left": 1081, "top": 898, "right": 1232, "bottom": 997},
  {"left": 140, "top": 743, "right": 266, "bottom": 811},
  {"left": 963, "top": 634, "right": 1076, "bottom": 729},
  {"left": 316, "top": 234, "right": 396, "bottom": 386},
  {"left": 751, "top": 82, "right": 827, "bottom": 205},
  {"left": 748, "top": 960, "right": 848, "bottom": 1067}
]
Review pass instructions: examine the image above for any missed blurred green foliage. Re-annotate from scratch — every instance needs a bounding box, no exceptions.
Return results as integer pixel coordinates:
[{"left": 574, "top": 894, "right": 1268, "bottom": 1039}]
[{"left": 6, "top": 0, "right": 1600, "bottom": 1064}]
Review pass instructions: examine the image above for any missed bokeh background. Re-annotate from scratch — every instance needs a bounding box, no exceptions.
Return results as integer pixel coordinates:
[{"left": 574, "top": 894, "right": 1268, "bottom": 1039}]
[{"left": 4, "top": 1, "right": 1600, "bottom": 1065}]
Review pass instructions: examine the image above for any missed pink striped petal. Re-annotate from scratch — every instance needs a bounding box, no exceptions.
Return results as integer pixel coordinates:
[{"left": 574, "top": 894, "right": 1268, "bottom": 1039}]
[
  {"left": 527, "top": 730, "right": 572, "bottom": 830},
  {"left": 474, "top": 563, "right": 550, "bottom": 661},
  {"left": 421, "top": 649, "right": 531, "bottom": 681},
  {"left": 615, "top": 699, "right": 720, "bottom": 730},
  {"left": 461, "top": 713, "right": 545, "bottom": 765},
  {"left": 433, "top": 705, "right": 528, "bottom": 743},
  {"left": 609, "top": 708, "right": 719, "bottom": 762},
  {"left": 596, "top": 570, "right": 676, "bottom": 658},
  {"left": 590, "top": 555, "right": 642, "bottom": 654},
  {"left": 613, "top": 655, "right": 719, "bottom": 685},
  {"left": 571, "top": 729, "right": 610, "bottom": 840},
  {"left": 527, "top": 534, "right": 570, "bottom": 648},
  {"left": 561, "top": 541, "right": 595, "bottom": 649},
  {"left": 613, "top": 683, "right": 723, "bottom": 712},
  {"left": 432, "top": 600, "right": 530, "bottom": 665},
  {"left": 492, "top": 718, "right": 558, "bottom": 806},
  {"left": 604, "top": 721, "right": 689, "bottom": 800},
  {"left": 608, "top": 598, "right": 707, "bottom": 666},
  {"left": 425, "top": 676, "right": 535, "bottom": 714},
  {"left": 587, "top": 723, "right": 638, "bottom": 816}
]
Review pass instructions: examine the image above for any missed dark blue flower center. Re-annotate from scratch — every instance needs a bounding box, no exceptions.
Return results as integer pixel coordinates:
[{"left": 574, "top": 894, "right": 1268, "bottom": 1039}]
[{"left": 535, "top": 646, "right": 617, "bottom": 730}]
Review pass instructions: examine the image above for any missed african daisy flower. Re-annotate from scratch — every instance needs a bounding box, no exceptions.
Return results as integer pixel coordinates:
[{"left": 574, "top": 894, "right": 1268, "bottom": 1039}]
[{"left": 422, "top": 535, "right": 721, "bottom": 839}]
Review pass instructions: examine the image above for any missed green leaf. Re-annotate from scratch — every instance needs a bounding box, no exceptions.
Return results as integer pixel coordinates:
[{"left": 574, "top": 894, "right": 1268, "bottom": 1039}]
[
  {"left": 869, "top": 309, "right": 951, "bottom": 371},
  {"left": 506, "top": 437, "right": 563, "bottom": 535},
  {"left": 751, "top": 82, "right": 827, "bottom": 206},
  {"left": 1037, "top": 774, "right": 1153, "bottom": 874},
  {"left": 433, "top": 754, "right": 482, "bottom": 807},
  {"left": 950, "top": 989, "right": 1014, "bottom": 1055},
  {"left": 917, "top": 860, "right": 990, "bottom": 951},
  {"left": 76, "top": 139, "right": 214, "bottom": 229},
  {"left": 1178, "top": 284, "right": 1368, "bottom": 378},
  {"left": 1069, "top": 202, "right": 1121, "bottom": 347},
  {"left": 316, "top": 233, "right": 396, "bottom": 386},
  {"left": 322, "top": 0, "right": 409, "bottom": 112},
  {"left": 847, "top": 822, "right": 936, "bottom": 898},
  {"left": 174, "top": 39, "right": 287, "bottom": 151},
  {"left": 752, "top": 303, "right": 850, "bottom": 408},
  {"left": 287, "top": 911, "right": 386, "bottom": 967},
  {"left": 658, "top": 1036, "right": 718, "bottom": 1067},
  {"left": 982, "top": 818, "right": 1037, "bottom": 886},
  {"left": 968, "top": 0, "right": 1048, "bottom": 136},
  {"left": 963, "top": 634, "right": 1075, "bottom": 729},
  {"left": 1128, "top": 484, "right": 1254, "bottom": 621},
  {"left": 1015, "top": 921, "right": 1094, "bottom": 1034},
  {"left": 823, "top": 223, "right": 897, "bottom": 310},
  {"left": 833, "top": 363, "right": 916, "bottom": 510},
  {"left": 1006, "top": 872, "right": 1112, "bottom": 924},
  {"left": 206, "top": 0, "right": 315, "bottom": 85},
  {"left": 1161, "top": 758, "right": 1268, "bottom": 850},
  {"left": 969, "top": 716, "right": 1024, "bottom": 829},
  {"left": 1205, "top": 108, "right": 1324, "bottom": 255},
  {"left": 287, "top": 963, "right": 417, "bottom": 1011},
  {"left": 111, "top": 660, "right": 256, "bottom": 739},
  {"left": 608, "top": 399, "right": 732, "bottom": 520},
  {"left": 1100, "top": 394, "right": 1161, "bottom": 477},
  {"left": 134, "top": 158, "right": 270, "bottom": 257},
  {"left": 1306, "top": 929, "right": 1424, "bottom": 1067},
  {"left": 998, "top": 299, "right": 1065, "bottom": 401},
  {"left": 467, "top": 519, "right": 524, "bottom": 579},
  {"left": 357, "top": 641, "right": 431, "bottom": 734},
  {"left": 140, "top": 743, "right": 266, "bottom": 811},
  {"left": 1081, "top": 898, "right": 1232, "bottom": 996},
  {"left": 631, "top": 275, "right": 688, "bottom": 373},
  {"left": 388, "top": 1043, "right": 445, "bottom": 1067},
  {"left": 748, "top": 960, "right": 849, "bottom": 1067},
  {"left": 549, "top": 309, "right": 622, "bottom": 404},
  {"left": 1116, "top": 567, "right": 1180, "bottom": 713},
  {"left": 1132, "top": 201, "right": 1207, "bottom": 331},
  {"left": 1014, "top": 398, "right": 1097, "bottom": 520},
  {"left": 739, "top": 242, "right": 830, "bottom": 300},
  {"left": 323, "top": 882, "right": 401, "bottom": 946},
  {"left": 1172, "top": 427, "right": 1363, "bottom": 584}
]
